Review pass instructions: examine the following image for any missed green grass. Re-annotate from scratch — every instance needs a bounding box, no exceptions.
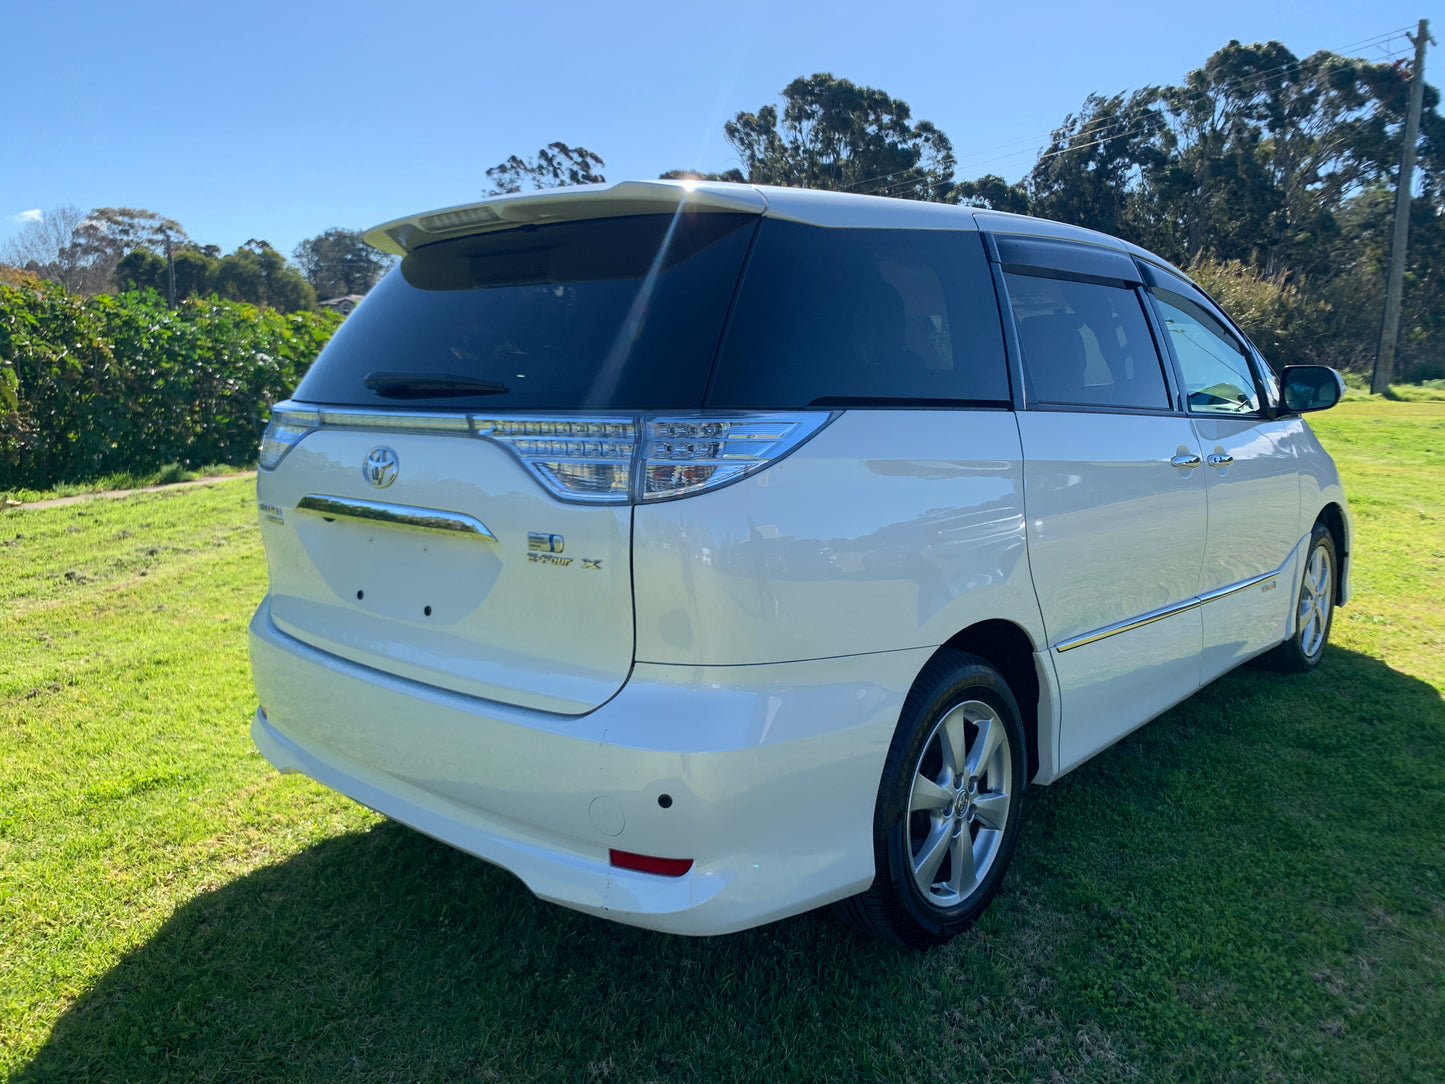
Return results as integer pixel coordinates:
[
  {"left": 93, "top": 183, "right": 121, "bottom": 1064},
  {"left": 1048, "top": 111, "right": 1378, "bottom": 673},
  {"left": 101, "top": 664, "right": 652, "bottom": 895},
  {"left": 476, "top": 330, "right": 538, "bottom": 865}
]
[
  {"left": 0, "top": 463, "right": 251, "bottom": 505},
  {"left": 1341, "top": 375, "right": 1445, "bottom": 403},
  {"left": 1, "top": 405, "right": 1442, "bottom": 1082}
]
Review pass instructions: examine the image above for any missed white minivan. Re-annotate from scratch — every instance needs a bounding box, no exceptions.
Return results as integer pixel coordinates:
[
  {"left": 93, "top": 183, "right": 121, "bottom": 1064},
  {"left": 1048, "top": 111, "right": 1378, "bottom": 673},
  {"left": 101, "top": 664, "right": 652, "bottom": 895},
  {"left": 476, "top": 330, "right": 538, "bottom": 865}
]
[{"left": 249, "top": 181, "right": 1351, "bottom": 947}]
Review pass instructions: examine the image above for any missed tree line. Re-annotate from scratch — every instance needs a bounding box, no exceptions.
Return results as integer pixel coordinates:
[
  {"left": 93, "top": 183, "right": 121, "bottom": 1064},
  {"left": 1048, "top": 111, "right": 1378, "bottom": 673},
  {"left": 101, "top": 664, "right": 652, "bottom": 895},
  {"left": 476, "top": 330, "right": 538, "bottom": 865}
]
[
  {"left": 1, "top": 209, "right": 391, "bottom": 313},
  {"left": 491, "top": 40, "right": 1444, "bottom": 381}
]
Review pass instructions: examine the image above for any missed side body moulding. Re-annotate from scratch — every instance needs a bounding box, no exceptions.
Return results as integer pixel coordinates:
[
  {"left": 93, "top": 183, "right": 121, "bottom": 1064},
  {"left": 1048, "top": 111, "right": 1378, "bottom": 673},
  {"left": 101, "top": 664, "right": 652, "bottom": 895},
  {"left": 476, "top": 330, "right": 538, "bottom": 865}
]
[{"left": 1054, "top": 568, "right": 1283, "bottom": 653}]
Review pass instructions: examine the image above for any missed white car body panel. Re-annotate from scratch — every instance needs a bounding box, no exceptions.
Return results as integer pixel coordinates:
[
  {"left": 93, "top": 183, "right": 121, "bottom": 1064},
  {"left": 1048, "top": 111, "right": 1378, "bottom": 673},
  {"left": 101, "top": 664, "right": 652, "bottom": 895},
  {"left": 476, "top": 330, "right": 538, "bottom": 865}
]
[
  {"left": 632, "top": 410, "right": 1043, "bottom": 665},
  {"left": 250, "top": 599, "right": 932, "bottom": 935},
  {"left": 1200, "top": 532, "right": 1309, "bottom": 681},
  {"left": 1014, "top": 410, "right": 1208, "bottom": 770},
  {"left": 754, "top": 185, "right": 980, "bottom": 230},
  {"left": 1016, "top": 410, "right": 1208, "bottom": 641},
  {"left": 1294, "top": 424, "right": 1354, "bottom": 604},
  {"left": 1191, "top": 415, "right": 1307, "bottom": 680},
  {"left": 1049, "top": 614, "right": 1204, "bottom": 776}
]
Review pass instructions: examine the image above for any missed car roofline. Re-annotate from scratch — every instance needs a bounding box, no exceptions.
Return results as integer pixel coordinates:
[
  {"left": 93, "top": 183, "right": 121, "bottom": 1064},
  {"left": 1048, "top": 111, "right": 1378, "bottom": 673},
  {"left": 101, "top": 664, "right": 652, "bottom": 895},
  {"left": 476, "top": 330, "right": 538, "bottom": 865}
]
[
  {"left": 362, "top": 180, "right": 998, "bottom": 255},
  {"left": 363, "top": 181, "right": 1195, "bottom": 291},
  {"left": 969, "top": 208, "right": 1198, "bottom": 286}
]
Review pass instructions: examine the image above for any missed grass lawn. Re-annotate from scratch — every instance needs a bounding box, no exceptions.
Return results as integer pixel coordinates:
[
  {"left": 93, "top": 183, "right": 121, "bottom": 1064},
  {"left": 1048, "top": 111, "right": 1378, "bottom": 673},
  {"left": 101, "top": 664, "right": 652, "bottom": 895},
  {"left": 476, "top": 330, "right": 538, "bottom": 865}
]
[
  {"left": 1, "top": 402, "right": 1442, "bottom": 1083},
  {"left": 0, "top": 464, "right": 252, "bottom": 506}
]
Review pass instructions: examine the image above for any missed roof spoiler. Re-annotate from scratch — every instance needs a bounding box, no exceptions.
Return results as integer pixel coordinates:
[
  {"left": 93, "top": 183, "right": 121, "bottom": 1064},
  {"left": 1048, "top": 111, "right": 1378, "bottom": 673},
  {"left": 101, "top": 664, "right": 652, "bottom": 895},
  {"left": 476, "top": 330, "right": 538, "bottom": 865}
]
[{"left": 363, "top": 180, "right": 768, "bottom": 256}]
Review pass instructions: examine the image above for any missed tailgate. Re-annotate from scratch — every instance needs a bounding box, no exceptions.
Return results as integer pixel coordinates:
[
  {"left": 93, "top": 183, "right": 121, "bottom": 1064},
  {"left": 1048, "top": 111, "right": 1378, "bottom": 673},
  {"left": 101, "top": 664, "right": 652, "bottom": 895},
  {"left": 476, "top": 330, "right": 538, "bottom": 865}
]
[{"left": 256, "top": 424, "right": 632, "bottom": 714}]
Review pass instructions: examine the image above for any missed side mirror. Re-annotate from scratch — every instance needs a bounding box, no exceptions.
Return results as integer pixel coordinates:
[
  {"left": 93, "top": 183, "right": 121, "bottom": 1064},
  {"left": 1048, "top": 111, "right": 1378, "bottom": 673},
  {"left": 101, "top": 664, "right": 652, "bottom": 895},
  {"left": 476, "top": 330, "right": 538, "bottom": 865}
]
[{"left": 1278, "top": 365, "right": 1345, "bottom": 414}]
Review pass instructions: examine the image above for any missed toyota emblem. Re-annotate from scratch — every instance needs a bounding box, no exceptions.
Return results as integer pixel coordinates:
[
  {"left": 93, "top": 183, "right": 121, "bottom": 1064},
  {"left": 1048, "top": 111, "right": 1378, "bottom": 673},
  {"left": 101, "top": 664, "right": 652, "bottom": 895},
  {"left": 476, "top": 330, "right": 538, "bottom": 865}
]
[{"left": 362, "top": 446, "right": 399, "bottom": 488}]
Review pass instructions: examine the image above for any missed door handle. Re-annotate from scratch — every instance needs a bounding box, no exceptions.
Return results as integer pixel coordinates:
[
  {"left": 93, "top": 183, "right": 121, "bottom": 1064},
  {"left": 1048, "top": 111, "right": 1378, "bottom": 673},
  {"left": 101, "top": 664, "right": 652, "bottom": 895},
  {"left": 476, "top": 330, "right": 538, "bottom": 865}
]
[
  {"left": 1207, "top": 453, "right": 1234, "bottom": 467},
  {"left": 1170, "top": 453, "right": 1202, "bottom": 470}
]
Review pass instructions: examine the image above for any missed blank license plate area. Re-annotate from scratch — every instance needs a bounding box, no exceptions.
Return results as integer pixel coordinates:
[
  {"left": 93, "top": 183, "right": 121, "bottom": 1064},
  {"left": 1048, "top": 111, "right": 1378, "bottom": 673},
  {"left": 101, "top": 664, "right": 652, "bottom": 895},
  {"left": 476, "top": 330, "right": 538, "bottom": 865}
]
[{"left": 292, "top": 513, "right": 502, "bottom": 625}]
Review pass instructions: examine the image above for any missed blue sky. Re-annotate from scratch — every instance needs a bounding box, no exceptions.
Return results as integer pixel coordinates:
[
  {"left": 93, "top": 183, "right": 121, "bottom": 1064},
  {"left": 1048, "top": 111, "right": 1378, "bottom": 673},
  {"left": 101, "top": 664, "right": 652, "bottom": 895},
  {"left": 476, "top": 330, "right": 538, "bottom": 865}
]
[{"left": 4, "top": 0, "right": 1432, "bottom": 259}]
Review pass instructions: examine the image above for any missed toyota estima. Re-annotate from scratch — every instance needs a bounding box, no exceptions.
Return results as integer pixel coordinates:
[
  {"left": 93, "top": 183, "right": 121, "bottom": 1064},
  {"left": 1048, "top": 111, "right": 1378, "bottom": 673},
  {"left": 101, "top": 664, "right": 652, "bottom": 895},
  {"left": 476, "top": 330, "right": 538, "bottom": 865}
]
[{"left": 249, "top": 180, "right": 1351, "bottom": 947}]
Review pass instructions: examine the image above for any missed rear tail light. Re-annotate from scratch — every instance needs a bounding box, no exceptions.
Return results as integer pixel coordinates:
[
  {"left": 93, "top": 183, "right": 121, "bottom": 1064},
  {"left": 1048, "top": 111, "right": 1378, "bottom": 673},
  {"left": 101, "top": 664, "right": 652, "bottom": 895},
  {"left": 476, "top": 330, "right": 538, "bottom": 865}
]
[
  {"left": 258, "top": 406, "right": 320, "bottom": 470},
  {"left": 640, "top": 415, "right": 828, "bottom": 500},
  {"left": 608, "top": 849, "right": 694, "bottom": 877},
  {"left": 472, "top": 417, "right": 637, "bottom": 503},
  {"left": 474, "top": 412, "right": 831, "bottom": 503},
  {"left": 260, "top": 402, "right": 832, "bottom": 502}
]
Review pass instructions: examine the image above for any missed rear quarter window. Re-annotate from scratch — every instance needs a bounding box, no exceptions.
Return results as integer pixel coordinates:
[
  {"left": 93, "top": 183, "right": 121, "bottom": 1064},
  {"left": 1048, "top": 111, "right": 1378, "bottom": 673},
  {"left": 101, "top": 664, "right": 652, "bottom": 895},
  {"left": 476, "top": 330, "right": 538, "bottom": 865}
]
[{"left": 707, "top": 221, "right": 1010, "bottom": 408}]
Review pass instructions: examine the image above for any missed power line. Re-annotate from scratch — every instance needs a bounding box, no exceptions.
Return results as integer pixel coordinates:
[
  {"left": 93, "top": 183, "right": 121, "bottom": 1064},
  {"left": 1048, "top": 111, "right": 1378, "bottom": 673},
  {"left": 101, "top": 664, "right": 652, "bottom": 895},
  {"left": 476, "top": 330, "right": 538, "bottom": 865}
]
[
  {"left": 841, "top": 26, "right": 1417, "bottom": 197},
  {"left": 952, "top": 25, "right": 1416, "bottom": 165},
  {"left": 850, "top": 29, "right": 1411, "bottom": 193},
  {"left": 861, "top": 43, "right": 1414, "bottom": 196},
  {"left": 1031, "top": 41, "right": 1415, "bottom": 166},
  {"left": 954, "top": 36, "right": 1414, "bottom": 180},
  {"left": 1010, "top": 26, "right": 1414, "bottom": 153}
]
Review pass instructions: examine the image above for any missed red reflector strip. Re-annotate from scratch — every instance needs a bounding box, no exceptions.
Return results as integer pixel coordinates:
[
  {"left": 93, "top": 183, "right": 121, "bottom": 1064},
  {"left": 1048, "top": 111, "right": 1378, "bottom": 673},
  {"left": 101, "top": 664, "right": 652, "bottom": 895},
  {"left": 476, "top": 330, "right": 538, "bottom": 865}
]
[{"left": 608, "top": 849, "right": 693, "bottom": 877}]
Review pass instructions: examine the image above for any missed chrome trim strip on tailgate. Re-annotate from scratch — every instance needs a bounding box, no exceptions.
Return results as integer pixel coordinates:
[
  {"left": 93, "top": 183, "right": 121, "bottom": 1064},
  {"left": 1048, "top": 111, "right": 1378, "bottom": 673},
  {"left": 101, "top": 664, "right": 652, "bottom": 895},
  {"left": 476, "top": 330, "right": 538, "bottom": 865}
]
[{"left": 295, "top": 495, "right": 497, "bottom": 541}]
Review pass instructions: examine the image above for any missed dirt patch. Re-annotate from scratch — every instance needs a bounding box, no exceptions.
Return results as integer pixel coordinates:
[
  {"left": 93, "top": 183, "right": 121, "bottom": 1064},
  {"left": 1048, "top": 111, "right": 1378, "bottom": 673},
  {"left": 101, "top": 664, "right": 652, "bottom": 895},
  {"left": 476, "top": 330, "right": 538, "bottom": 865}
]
[{"left": 5, "top": 472, "right": 256, "bottom": 511}]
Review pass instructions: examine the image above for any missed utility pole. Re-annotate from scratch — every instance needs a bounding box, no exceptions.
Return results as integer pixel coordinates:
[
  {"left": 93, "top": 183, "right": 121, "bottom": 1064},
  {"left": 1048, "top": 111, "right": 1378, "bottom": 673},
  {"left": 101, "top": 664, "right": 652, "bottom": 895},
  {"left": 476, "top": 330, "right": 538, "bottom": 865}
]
[{"left": 1373, "top": 18, "right": 1433, "bottom": 394}]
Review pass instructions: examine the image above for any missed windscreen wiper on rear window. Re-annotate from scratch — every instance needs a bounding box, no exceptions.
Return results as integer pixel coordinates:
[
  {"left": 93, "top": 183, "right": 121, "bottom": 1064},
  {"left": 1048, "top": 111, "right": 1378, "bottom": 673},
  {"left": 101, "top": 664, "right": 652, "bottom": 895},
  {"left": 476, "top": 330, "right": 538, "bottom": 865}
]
[{"left": 363, "top": 372, "right": 510, "bottom": 399}]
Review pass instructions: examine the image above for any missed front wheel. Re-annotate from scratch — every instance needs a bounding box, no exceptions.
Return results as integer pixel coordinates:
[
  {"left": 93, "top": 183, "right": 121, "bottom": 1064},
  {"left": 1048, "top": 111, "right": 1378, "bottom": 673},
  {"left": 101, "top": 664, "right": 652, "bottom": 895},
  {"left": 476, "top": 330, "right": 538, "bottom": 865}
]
[
  {"left": 1265, "top": 523, "right": 1337, "bottom": 673},
  {"left": 834, "top": 650, "right": 1026, "bottom": 948}
]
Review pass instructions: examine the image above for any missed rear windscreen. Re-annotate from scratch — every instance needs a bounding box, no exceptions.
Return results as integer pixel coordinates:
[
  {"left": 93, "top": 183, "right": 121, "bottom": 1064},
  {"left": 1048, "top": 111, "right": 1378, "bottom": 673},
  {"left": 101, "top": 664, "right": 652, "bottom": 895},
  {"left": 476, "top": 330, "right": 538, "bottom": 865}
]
[
  {"left": 293, "top": 213, "right": 757, "bottom": 411},
  {"left": 707, "top": 220, "right": 1010, "bottom": 408}
]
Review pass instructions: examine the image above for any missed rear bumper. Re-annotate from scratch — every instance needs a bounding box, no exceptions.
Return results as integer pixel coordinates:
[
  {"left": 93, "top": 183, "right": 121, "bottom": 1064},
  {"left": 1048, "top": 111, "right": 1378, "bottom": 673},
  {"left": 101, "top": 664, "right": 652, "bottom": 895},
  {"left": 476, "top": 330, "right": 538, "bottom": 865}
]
[{"left": 249, "top": 598, "right": 930, "bottom": 935}]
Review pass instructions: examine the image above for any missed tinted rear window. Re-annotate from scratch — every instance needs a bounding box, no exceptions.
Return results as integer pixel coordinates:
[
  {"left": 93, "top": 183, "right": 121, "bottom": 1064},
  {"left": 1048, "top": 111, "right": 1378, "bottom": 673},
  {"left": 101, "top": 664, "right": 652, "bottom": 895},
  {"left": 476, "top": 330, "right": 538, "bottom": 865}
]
[
  {"left": 293, "top": 213, "right": 757, "bottom": 411},
  {"left": 707, "top": 221, "right": 1009, "bottom": 408}
]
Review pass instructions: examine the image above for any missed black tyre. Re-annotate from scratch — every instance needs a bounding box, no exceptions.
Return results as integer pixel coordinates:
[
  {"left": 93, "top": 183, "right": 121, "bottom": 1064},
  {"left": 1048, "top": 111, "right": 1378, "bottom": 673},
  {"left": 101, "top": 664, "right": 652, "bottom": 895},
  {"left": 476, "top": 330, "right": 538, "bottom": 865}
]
[
  {"left": 835, "top": 650, "right": 1027, "bottom": 948},
  {"left": 1264, "top": 523, "right": 1337, "bottom": 673}
]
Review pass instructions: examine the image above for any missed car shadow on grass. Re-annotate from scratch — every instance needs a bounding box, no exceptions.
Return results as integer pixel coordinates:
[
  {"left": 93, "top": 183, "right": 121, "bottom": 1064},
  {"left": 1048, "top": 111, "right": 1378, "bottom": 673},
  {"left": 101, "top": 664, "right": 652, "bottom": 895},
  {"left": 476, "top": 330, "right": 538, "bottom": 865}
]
[
  {"left": 17, "top": 819, "right": 907, "bottom": 1083},
  {"left": 14, "top": 648, "right": 1445, "bottom": 1083}
]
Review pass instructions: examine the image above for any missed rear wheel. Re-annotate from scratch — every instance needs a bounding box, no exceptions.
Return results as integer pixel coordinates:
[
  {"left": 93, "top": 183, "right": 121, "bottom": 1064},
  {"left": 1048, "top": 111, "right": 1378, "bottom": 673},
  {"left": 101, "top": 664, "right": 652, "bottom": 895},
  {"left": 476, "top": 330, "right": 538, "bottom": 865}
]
[
  {"left": 1265, "top": 523, "right": 1337, "bottom": 673},
  {"left": 835, "top": 650, "right": 1026, "bottom": 948}
]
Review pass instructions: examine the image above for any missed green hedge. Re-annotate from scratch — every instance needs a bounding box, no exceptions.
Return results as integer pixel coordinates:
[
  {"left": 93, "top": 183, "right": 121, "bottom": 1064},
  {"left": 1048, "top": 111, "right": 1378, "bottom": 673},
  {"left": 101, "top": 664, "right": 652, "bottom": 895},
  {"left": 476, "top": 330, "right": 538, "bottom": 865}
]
[{"left": 0, "top": 283, "right": 339, "bottom": 490}]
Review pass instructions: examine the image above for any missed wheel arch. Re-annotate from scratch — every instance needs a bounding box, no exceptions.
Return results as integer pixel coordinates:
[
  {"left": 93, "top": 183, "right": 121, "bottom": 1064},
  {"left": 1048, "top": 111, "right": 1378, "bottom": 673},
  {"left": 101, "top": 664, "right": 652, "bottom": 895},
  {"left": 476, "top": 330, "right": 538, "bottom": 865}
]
[
  {"left": 936, "top": 620, "right": 1045, "bottom": 783},
  {"left": 1315, "top": 502, "right": 1349, "bottom": 605}
]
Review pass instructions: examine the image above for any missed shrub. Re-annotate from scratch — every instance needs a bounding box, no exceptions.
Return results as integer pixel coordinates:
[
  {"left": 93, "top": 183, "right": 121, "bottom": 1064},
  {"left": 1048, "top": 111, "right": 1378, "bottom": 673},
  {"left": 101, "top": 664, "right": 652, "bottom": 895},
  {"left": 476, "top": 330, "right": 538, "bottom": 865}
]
[
  {"left": 0, "top": 282, "right": 339, "bottom": 490},
  {"left": 1186, "top": 258, "right": 1337, "bottom": 370},
  {"left": 0, "top": 266, "right": 40, "bottom": 289}
]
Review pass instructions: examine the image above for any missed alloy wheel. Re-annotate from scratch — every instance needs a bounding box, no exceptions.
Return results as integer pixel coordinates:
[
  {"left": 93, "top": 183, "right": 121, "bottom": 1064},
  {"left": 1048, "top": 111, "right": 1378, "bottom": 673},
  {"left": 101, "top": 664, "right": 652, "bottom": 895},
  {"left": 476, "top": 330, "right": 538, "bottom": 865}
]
[
  {"left": 905, "top": 699, "right": 1013, "bottom": 908},
  {"left": 1297, "top": 543, "right": 1334, "bottom": 659}
]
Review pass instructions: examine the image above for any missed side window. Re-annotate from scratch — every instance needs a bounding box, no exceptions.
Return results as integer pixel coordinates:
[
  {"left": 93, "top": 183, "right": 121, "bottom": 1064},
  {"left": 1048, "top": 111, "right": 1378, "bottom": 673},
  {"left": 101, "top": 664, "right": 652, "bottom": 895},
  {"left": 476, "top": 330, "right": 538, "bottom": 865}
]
[
  {"left": 1003, "top": 272, "right": 1170, "bottom": 411},
  {"left": 708, "top": 221, "right": 1010, "bottom": 408},
  {"left": 1150, "top": 289, "right": 1261, "bottom": 415}
]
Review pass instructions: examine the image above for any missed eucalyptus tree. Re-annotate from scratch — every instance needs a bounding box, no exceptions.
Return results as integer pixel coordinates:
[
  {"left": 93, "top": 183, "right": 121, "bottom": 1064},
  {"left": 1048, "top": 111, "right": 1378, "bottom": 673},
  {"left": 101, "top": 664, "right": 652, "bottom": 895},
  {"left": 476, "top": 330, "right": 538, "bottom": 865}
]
[
  {"left": 485, "top": 142, "right": 606, "bottom": 195},
  {"left": 293, "top": 228, "right": 391, "bottom": 299},
  {"left": 722, "top": 73, "right": 956, "bottom": 201}
]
